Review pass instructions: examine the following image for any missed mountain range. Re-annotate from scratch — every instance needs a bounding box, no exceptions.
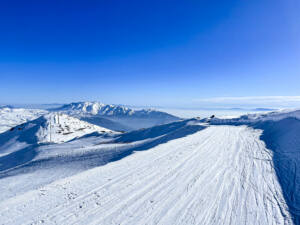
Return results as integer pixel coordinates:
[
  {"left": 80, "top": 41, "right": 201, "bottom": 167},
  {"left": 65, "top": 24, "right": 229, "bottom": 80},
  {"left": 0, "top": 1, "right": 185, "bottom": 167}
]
[{"left": 50, "top": 102, "right": 180, "bottom": 131}]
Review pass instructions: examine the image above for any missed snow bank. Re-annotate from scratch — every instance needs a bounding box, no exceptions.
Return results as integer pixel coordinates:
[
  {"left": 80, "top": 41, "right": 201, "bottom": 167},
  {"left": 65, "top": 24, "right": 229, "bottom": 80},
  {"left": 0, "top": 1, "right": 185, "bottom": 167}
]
[
  {"left": 253, "top": 118, "right": 300, "bottom": 223},
  {"left": 209, "top": 109, "right": 300, "bottom": 223},
  {"left": 210, "top": 108, "right": 300, "bottom": 125}
]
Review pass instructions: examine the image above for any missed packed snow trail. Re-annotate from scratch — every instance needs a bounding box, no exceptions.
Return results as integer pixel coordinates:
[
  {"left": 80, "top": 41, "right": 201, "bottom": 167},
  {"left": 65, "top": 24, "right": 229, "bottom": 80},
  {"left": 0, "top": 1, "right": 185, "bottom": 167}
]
[{"left": 0, "top": 126, "right": 292, "bottom": 224}]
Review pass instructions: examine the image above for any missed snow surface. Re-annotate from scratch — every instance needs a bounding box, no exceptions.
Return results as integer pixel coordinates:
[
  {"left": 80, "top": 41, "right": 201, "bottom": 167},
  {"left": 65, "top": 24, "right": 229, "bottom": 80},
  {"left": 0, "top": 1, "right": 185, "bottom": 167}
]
[
  {"left": 53, "top": 102, "right": 157, "bottom": 117},
  {"left": 0, "top": 112, "right": 114, "bottom": 159},
  {"left": 31, "top": 113, "right": 113, "bottom": 144},
  {"left": 209, "top": 108, "right": 300, "bottom": 124},
  {"left": 1, "top": 108, "right": 300, "bottom": 224},
  {"left": 51, "top": 102, "right": 180, "bottom": 131},
  {"left": 0, "top": 106, "right": 46, "bottom": 133},
  {"left": 0, "top": 124, "right": 293, "bottom": 224},
  {"left": 0, "top": 113, "right": 113, "bottom": 146}
]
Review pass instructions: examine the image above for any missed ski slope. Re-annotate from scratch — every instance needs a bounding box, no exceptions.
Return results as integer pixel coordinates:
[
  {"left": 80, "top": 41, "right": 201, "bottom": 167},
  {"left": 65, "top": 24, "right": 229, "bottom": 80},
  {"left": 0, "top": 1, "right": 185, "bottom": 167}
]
[{"left": 0, "top": 125, "right": 292, "bottom": 225}]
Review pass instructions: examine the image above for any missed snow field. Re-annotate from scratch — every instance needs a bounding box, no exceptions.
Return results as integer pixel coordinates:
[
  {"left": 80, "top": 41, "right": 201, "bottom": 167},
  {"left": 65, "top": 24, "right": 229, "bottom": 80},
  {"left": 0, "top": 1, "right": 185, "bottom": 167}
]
[{"left": 0, "top": 126, "right": 292, "bottom": 225}]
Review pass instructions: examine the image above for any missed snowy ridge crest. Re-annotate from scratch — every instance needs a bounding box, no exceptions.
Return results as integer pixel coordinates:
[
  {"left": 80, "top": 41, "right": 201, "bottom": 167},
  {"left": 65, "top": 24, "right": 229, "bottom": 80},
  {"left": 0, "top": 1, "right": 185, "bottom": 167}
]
[
  {"left": 210, "top": 108, "right": 300, "bottom": 124},
  {"left": 53, "top": 102, "right": 178, "bottom": 118},
  {"left": 1, "top": 113, "right": 113, "bottom": 145}
]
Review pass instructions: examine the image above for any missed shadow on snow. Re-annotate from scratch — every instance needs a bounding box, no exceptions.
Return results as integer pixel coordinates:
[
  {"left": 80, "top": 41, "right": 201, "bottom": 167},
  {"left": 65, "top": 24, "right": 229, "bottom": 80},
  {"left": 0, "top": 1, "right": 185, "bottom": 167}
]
[
  {"left": 211, "top": 118, "right": 300, "bottom": 224},
  {"left": 0, "top": 119, "right": 206, "bottom": 181},
  {"left": 253, "top": 118, "right": 300, "bottom": 225}
]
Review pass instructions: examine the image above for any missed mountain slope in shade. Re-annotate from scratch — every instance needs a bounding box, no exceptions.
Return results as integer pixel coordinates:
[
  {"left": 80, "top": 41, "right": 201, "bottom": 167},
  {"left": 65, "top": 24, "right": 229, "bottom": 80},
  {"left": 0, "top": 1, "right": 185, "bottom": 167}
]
[
  {"left": 51, "top": 102, "right": 180, "bottom": 131},
  {"left": 207, "top": 109, "right": 300, "bottom": 223},
  {"left": 0, "top": 106, "right": 46, "bottom": 134},
  {"left": 0, "top": 117, "right": 202, "bottom": 201}
]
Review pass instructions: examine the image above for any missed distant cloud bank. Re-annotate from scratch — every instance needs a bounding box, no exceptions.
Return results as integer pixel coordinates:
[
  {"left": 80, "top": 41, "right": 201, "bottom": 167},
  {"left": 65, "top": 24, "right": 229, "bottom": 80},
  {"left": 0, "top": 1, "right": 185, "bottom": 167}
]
[{"left": 193, "top": 96, "right": 300, "bottom": 108}]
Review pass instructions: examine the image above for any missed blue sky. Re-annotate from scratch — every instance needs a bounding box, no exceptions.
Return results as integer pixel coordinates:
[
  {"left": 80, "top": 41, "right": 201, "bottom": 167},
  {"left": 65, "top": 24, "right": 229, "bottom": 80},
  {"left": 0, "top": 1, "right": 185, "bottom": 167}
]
[{"left": 0, "top": 0, "right": 299, "bottom": 108}]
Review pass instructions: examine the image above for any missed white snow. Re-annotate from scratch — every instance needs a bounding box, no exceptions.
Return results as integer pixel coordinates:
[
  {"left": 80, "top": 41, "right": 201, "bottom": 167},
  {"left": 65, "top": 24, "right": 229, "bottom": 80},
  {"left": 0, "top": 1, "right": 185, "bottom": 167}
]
[
  {"left": 1, "top": 108, "right": 300, "bottom": 224},
  {"left": 0, "top": 113, "right": 113, "bottom": 146},
  {"left": 0, "top": 113, "right": 114, "bottom": 161},
  {"left": 51, "top": 102, "right": 180, "bottom": 131},
  {"left": 53, "top": 102, "right": 158, "bottom": 117},
  {"left": 33, "top": 113, "right": 114, "bottom": 144},
  {"left": 0, "top": 106, "right": 46, "bottom": 133},
  {"left": 210, "top": 108, "right": 300, "bottom": 124}
]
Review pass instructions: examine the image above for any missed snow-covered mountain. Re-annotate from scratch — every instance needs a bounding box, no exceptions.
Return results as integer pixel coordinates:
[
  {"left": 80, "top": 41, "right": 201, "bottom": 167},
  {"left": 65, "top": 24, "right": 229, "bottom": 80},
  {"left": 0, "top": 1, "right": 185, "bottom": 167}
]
[
  {"left": 0, "top": 105, "right": 13, "bottom": 109},
  {"left": 0, "top": 113, "right": 112, "bottom": 147},
  {"left": 0, "top": 112, "right": 116, "bottom": 179},
  {"left": 54, "top": 102, "right": 134, "bottom": 116},
  {"left": 2, "top": 108, "right": 300, "bottom": 224},
  {"left": 53, "top": 101, "right": 180, "bottom": 118},
  {"left": 51, "top": 102, "right": 180, "bottom": 131},
  {"left": 0, "top": 106, "right": 46, "bottom": 133}
]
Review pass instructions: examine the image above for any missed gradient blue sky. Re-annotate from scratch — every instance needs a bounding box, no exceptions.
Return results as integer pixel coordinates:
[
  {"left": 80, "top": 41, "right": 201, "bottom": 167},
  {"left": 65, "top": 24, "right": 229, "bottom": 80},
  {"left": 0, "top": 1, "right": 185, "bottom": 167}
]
[{"left": 0, "top": 0, "right": 299, "bottom": 108}]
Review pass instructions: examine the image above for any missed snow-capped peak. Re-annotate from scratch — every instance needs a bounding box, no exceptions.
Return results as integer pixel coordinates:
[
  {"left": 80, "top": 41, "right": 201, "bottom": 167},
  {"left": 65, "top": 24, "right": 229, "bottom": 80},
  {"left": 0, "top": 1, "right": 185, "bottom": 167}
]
[
  {"left": 49, "top": 102, "right": 180, "bottom": 131},
  {"left": 57, "top": 102, "right": 105, "bottom": 115},
  {"left": 53, "top": 102, "right": 130, "bottom": 116},
  {"left": 52, "top": 102, "right": 178, "bottom": 119}
]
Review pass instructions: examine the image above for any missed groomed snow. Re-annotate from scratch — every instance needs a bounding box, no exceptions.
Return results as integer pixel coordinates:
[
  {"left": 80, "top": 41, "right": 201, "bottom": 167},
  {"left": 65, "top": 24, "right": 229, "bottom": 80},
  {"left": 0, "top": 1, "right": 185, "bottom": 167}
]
[{"left": 0, "top": 125, "right": 293, "bottom": 224}]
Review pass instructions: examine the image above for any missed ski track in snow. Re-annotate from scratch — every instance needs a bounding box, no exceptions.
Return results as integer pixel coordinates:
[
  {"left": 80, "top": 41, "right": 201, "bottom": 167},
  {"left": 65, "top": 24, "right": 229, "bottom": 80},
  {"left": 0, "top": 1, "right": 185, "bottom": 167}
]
[{"left": 0, "top": 126, "right": 293, "bottom": 225}]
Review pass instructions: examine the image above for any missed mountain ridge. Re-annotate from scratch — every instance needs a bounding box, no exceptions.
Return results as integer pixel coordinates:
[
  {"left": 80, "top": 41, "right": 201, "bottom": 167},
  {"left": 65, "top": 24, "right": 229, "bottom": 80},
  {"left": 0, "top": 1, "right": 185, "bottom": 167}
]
[{"left": 51, "top": 102, "right": 180, "bottom": 131}]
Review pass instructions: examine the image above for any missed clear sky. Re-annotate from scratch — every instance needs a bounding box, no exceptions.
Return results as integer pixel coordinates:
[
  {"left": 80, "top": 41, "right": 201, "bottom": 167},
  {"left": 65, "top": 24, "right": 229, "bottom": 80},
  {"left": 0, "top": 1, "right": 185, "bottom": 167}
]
[{"left": 0, "top": 0, "right": 299, "bottom": 108}]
